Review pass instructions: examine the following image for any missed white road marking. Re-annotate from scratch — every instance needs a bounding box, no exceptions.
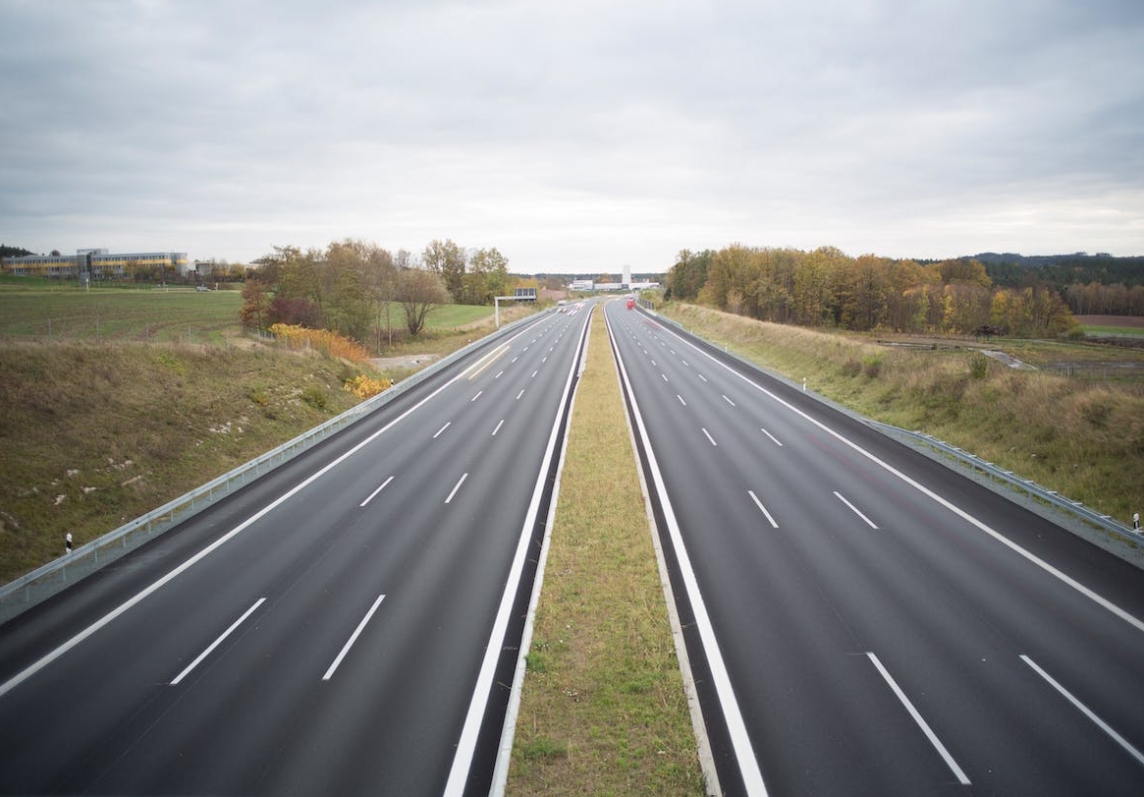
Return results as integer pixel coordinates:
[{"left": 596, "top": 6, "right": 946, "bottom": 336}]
[
  {"left": 0, "top": 317, "right": 555, "bottom": 701},
  {"left": 670, "top": 321, "right": 1144, "bottom": 635},
  {"left": 516, "top": 389, "right": 525, "bottom": 400},
  {"left": 491, "top": 419, "right": 505, "bottom": 436},
  {"left": 434, "top": 421, "right": 452, "bottom": 438},
  {"left": 722, "top": 394, "right": 736, "bottom": 407},
  {"left": 868, "top": 652, "right": 971, "bottom": 785},
  {"left": 323, "top": 594, "right": 386, "bottom": 681},
  {"left": 445, "top": 473, "right": 469, "bottom": 504},
  {"left": 677, "top": 395, "right": 687, "bottom": 406},
  {"left": 661, "top": 373, "right": 669, "bottom": 382},
  {"left": 761, "top": 428, "right": 783, "bottom": 447},
  {"left": 702, "top": 428, "right": 718, "bottom": 446},
  {"left": 464, "top": 343, "right": 509, "bottom": 380},
  {"left": 835, "top": 491, "right": 879, "bottom": 529},
  {"left": 748, "top": 491, "right": 779, "bottom": 528},
  {"left": 606, "top": 311, "right": 768, "bottom": 796},
  {"left": 360, "top": 476, "right": 394, "bottom": 507},
  {"left": 470, "top": 391, "right": 483, "bottom": 402},
  {"left": 1021, "top": 654, "right": 1144, "bottom": 767},
  {"left": 495, "top": 370, "right": 504, "bottom": 379},
  {"left": 698, "top": 374, "right": 708, "bottom": 382},
  {"left": 531, "top": 370, "right": 538, "bottom": 379},
  {"left": 171, "top": 598, "right": 265, "bottom": 685}
]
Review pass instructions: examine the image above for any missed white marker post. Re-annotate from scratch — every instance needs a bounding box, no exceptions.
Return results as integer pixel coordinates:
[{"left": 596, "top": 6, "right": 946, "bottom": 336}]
[{"left": 65, "top": 533, "right": 72, "bottom": 554}]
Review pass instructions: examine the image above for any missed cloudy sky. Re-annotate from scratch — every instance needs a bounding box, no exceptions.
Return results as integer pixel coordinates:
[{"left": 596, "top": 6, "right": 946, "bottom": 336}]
[{"left": 2, "top": 0, "right": 1142, "bottom": 272}]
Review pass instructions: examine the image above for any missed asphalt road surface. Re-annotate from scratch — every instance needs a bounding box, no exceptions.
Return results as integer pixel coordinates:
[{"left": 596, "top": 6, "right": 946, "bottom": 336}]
[
  {"left": 606, "top": 301, "right": 1144, "bottom": 797},
  {"left": 0, "top": 304, "right": 593, "bottom": 797}
]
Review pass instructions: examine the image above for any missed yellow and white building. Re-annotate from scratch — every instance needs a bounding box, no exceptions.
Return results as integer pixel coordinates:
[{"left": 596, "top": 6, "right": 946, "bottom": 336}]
[{"left": 1, "top": 249, "right": 189, "bottom": 280}]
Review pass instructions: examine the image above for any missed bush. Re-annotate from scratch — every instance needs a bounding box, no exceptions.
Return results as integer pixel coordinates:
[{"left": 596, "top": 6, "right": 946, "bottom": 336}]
[
  {"left": 343, "top": 374, "right": 392, "bottom": 399},
  {"left": 300, "top": 385, "right": 328, "bottom": 411},
  {"left": 970, "top": 353, "right": 990, "bottom": 380}
]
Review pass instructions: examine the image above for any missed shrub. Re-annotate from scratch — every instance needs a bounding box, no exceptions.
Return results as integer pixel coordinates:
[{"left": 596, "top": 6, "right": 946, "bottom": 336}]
[
  {"left": 343, "top": 374, "right": 392, "bottom": 399},
  {"left": 300, "top": 385, "right": 328, "bottom": 411},
  {"left": 970, "top": 353, "right": 990, "bottom": 380},
  {"left": 863, "top": 354, "right": 883, "bottom": 379},
  {"left": 269, "top": 323, "right": 372, "bottom": 361}
]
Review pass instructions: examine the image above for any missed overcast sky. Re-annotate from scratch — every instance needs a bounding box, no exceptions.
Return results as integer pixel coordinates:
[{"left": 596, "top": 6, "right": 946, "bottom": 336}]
[{"left": 2, "top": 0, "right": 1142, "bottom": 273}]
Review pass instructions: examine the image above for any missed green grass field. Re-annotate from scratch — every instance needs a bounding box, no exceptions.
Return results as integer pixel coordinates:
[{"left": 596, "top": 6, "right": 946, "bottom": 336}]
[{"left": 0, "top": 280, "right": 498, "bottom": 345}]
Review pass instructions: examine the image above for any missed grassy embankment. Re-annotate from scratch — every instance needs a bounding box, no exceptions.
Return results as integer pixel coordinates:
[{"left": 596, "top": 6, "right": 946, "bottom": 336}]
[
  {"left": 660, "top": 303, "right": 1144, "bottom": 528},
  {"left": 0, "top": 281, "right": 521, "bottom": 582},
  {"left": 507, "top": 307, "right": 705, "bottom": 796}
]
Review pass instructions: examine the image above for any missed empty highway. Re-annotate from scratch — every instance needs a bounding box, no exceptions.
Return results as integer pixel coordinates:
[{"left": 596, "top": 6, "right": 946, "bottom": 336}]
[
  {"left": 606, "top": 300, "right": 1144, "bottom": 797},
  {"left": 0, "top": 304, "right": 593, "bottom": 796}
]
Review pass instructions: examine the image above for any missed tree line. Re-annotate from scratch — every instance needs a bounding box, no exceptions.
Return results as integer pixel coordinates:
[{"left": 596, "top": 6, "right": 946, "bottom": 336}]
[
  {"left": 665, "top": 245, "right": 1078, "bottom": 337},
  {"left": 240, "top": 238, "right": 512, "bottom": 352}
]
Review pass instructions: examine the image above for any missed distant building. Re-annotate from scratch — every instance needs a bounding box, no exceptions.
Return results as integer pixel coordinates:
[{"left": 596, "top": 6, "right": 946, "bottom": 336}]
[{"left": 1, "top": 249, "right": 189, "bottom": 280}]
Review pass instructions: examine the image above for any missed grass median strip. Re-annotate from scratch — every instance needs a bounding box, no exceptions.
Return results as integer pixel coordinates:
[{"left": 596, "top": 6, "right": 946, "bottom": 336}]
[{"left": 507, "top": 308, "right": 705, "bottom": 796}]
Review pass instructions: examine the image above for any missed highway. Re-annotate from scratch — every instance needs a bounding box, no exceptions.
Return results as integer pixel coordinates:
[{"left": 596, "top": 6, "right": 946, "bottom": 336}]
[
  {"left": 605, "top": 301, "right": 1144, "bottom": 797},
  {"left": 0, "top": 303, "right": 594, "bottom": 796}
]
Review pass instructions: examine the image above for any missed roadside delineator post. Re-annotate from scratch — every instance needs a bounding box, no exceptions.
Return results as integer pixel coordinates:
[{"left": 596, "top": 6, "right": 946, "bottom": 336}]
[{"left": 65, "top": 533, "right": 73, "bottom": 554}]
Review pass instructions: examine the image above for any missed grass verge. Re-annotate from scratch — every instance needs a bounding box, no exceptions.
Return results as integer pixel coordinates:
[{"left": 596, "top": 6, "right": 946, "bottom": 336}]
[{"left": 506, "top": 309, "right": 705, "bottom": 796}]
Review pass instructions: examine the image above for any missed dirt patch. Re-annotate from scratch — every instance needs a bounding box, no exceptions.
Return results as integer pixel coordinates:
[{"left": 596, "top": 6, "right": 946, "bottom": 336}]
[
  {"left": 369, "top": 353, "right": 439, "bottom": 370},
  {"left": 1076, "top": 315, "right": 1144, "bottom": 329}
]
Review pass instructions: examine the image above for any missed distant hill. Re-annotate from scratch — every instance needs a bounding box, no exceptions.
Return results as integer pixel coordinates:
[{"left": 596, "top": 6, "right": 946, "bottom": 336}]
[{"left": 969, "top": 252, "right": 1144, "bottom": 290}]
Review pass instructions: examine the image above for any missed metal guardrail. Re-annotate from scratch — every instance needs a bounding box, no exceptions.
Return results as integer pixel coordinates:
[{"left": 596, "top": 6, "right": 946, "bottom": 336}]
[
  {"left": 0, "top": 310, "right": 547, "bottom": 623},
  {"left": 869, "top": 424, "right": 1141, "bottom": 546}
]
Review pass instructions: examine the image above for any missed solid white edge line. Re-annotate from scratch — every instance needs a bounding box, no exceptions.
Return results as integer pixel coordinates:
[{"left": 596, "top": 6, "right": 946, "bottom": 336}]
[
  {"left": 322, "top": 594, "right": 386, "bottom": 682},
  {"left": 444, "top": 304, "right": 595, "bottom": 797},
  {"left": 171, "top": 597, "right": 266, "bottom": 686},
  {"left": 489, "top": 309, "right": 590, "bottom": 794},
  {"left": 660, "top": 320, "right": 1144, "bottom": 636},
  {"left": 610, "top": 311, "right": 769, "bottom": 795},
  {"left": 748, "top": 491, "right": 780, "bottom": 529},
  {"left": 445, "top": 473, "right": 468, "bottom": 504},
  {"left": 867, "top": 652, "right": 971, "bottom": 785},
  {"left": 360, "top": 476, "right": 395, "bottom": 507},
  {"left": 1020, "top": 654, "right": 1144, "bottom": 767},
  {"left": 465, "top": 343, "right": 510, "bottom": 380},
  {"left": 0, "top": 323, "right": 546, "bottom": 701},
  {"left": 834, "top": 491, "right": 879, "bottom": 529}
]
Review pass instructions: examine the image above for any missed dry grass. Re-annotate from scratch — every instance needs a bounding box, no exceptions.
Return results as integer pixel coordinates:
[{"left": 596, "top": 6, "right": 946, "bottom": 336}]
[
  {"left": 507, "top": 310, "right": 705, "bottom": 796},
  {"left": 663, "top": 303, "right": 1144, "bottom": 524},
  {"left": 0, "top": 341, "right": 381, "bottom": 581}
]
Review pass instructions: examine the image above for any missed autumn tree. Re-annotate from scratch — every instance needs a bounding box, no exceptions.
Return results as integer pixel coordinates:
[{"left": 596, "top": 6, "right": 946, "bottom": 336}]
[
  {"left": 422, "top": 239, "right": 467, "bottom": 303},
  {"left": 467, "top": 247, "right": 510, "bottom": 304},
  {"left": 398, "top": 267, "right": 450, "bottom": 335},
  {"left": 239, "top": 279, "right": 269, "bottom": 330}
]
